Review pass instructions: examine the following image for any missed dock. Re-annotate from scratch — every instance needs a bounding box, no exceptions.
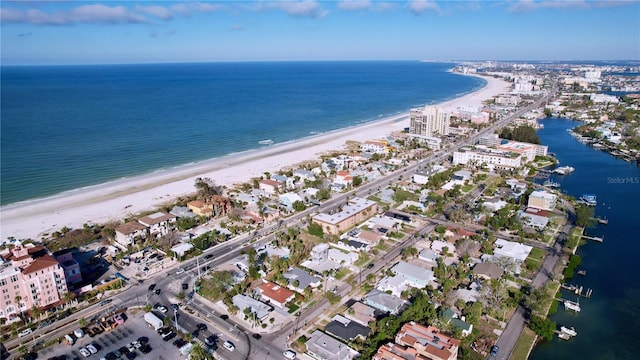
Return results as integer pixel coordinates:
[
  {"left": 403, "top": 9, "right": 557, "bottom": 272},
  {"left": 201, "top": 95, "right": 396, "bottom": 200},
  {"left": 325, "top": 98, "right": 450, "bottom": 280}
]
[
  {"left": 558, "top": 298, "right": 581, "bottom": 312},
  {"left": 560, "top": 284, "right": 593, "bottom": 298},
  {"left": 582, "top": 234, "right": 604, "bottom": 242},
  {"left": 556, "top": 326, "right": 578, "bottom": 340}
]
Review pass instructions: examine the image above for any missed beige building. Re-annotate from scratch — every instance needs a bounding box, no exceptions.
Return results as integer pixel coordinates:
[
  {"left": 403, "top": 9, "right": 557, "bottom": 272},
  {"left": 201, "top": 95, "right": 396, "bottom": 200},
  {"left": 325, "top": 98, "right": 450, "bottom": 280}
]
[
  {"left": 410, "top": 106, "right": 450, "bottom": 137},
  {"left": 394, "top": 322, "right": 460, "bottom": 360},
  {"left": 527, "top": 190, "right": 557, "bottom": 211},
  {"left": 312, "top": 197, "right": 377, "bottom": 235}
]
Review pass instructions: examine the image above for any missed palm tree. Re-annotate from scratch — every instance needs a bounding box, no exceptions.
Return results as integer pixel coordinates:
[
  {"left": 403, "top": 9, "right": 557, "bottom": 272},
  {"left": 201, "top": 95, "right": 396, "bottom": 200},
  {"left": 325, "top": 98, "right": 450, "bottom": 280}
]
[{"left": 189, "top": 342, "right": 213, "bottom": 360}]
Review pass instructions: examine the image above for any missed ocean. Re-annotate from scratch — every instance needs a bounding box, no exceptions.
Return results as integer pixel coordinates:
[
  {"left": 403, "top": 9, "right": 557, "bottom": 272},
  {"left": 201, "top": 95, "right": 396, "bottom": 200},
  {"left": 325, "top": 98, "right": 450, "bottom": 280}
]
[
  {"left": 529, "top": 118, "right": 640, "bottom": 359},
  {"left": 0, "top": 61, "right": 484, "bottom": 205}
]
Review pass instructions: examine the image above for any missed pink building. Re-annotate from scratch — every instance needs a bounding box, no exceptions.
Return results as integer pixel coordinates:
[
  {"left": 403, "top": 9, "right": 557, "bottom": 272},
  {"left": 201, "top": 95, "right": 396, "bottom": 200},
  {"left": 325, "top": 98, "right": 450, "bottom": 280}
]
[
  {"left": 0, "top": 244, "right": 68, "bottom": 321},
  {"left": 53, "top": 248, "right": 83, "bottom": 285}
]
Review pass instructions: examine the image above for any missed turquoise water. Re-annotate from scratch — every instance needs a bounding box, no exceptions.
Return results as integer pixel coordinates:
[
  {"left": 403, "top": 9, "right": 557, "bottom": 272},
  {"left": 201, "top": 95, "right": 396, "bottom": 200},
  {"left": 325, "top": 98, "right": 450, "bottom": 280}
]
[
  {"left": 0, "top": 61, "right": 484, "bottom": 205},
  {"left": 529, "top": 118, "right": 640, "bottom": 359}
]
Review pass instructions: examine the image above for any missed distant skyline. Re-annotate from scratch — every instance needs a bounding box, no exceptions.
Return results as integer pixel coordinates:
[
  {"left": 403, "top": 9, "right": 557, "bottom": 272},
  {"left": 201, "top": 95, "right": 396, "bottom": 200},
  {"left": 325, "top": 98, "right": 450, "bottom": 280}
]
[{"left": 1, "top": 0, "right": 639, "bottom": 65}]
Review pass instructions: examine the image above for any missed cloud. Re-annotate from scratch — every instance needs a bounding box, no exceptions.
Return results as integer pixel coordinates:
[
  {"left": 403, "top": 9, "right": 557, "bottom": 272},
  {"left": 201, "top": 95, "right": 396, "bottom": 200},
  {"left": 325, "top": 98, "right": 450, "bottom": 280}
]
[
  {"left": 408, "top": 0, "right": 441, "bottom": 15},
  {"left": 337, "top": 0, "right": 397, "bottom": 12},
  {"left": 17, "top": 32, "right": 33, "bottom": 37},
  {"left": 0, "top": 2, "right": 226, "bottom": 26},
  {"left": 261, "top": 0, "right": 329, "bottom": 18},
  {"left": 1, "top": 4, "right": 149, "bottom": 25},
  {"left": 506, "top": 0, "right": 636, "bottom": 13},
  {"left": 136, "top": 5, "right": 174, "bottom": 21},
  {"left": 337, "top": 0, "right": 372, "bottom": 11}
]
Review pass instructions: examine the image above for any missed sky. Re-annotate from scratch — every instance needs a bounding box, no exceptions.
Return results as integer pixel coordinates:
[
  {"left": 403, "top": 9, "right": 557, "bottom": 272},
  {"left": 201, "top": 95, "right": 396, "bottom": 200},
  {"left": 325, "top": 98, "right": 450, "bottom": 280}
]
[{"left": 1, "top": 0, "right": 639, "bottom": 65}]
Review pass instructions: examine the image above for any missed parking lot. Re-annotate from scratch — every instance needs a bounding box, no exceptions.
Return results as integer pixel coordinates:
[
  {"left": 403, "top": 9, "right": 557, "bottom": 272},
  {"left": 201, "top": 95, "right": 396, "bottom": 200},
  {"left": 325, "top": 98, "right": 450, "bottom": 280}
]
[{"left": 37, "top": 309, "right": 187, "bottom": 360}]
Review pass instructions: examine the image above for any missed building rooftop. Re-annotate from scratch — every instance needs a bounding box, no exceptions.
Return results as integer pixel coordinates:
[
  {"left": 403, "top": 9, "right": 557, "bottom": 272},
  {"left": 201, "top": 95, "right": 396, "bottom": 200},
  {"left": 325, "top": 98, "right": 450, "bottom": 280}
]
[
  {"left": 116, "top": 221, "right": 147, "bottom": 235},
  {"left": 257, "top": 281, "right": 295, "bottom": 304},
  {"left": 22, "top": 254, "right": 60, "bottom": 275},
  {"left": 325, "top": 315, "right": 370, "bottom": 341},
  {"left": 138, "top": 212, "right": 175, "bottom": 226},
  {"left": 284, "top": 267, "right": 320, "bottom": 289},
  {"left": 307, "top": 330, "right": 356, "bottom": 360},
  {"left": 313, "top": 197, "right": 376, "bottom": 225}
]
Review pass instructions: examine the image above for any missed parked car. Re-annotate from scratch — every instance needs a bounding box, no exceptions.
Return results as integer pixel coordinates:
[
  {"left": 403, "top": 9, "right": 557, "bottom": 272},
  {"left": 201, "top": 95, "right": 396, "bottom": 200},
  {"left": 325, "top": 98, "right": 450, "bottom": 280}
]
[
  {"left": 18, "top": 328, "right": 33, "bottom": 337},
  {"left": 175, "top": 268, "right": 185, "bottom": 275},
  {"left": 284, "top": 350, "right": 297, "bottom": 359},
  {"left": 222, "top": 341, "right": 235, "bottom": 351},
  {"left": 490, "top": 345, "right": 499, "bottom": 356},
  {"left": 204, "top": 335, "right": 217, "bottom": 347},
  {"left": 99, "top": 299, "right": 112, "bottom": 306},
  {"left": 162, "top": 332, "right": 176, "bottom": 341},
  {"left": 252, "top": 333, "right": 262, "bottom": 340},
  {"left": 196, "top": 323, "right": 207, "bottom": 332},
  {"left": 182, "top": 283, "right": 188, "bottom": 290},
  {"left": 79, "top": 347, "right": 91, "bottom": 358},
  {"left": 139, "top": 344, "right": 152, "bottom": 354},
  {"left": 86, "top": 344, "right": 98, "bottom": 354},
  {"left": 205, "top": 254, "right": 214, "bottom": 260},
  {"left": 154, "top": 288, "right": 161, "bottom": 295},
  {"left": 148, "top": 284, "right": 156, "bottom": 291}
]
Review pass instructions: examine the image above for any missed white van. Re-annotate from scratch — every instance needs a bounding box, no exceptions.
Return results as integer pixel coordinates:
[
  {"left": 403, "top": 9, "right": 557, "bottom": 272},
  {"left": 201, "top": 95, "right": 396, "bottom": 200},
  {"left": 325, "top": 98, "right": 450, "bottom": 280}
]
[
  {"left": 74, "top": 328, "right": 85, "bottom": 338},
  {"left": 64, "top": 334, "right": 75, "bottom": 345}
]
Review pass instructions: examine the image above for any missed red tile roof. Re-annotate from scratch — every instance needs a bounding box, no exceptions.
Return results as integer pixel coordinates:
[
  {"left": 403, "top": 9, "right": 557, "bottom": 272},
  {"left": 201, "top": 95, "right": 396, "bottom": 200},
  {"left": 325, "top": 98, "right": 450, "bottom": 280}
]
[
  {"left": 258, "top": 281, "right": 295, "bottom": 304},
  {"left": 22, "top": 254, "right": 60, "bottom": 275}
]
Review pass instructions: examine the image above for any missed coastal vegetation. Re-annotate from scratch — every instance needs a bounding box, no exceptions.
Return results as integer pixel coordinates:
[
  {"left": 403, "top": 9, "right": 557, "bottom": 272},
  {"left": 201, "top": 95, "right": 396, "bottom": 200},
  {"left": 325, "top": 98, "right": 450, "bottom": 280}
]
[{"left": 499, "top": 124, "right": 541, "bottom": 144}]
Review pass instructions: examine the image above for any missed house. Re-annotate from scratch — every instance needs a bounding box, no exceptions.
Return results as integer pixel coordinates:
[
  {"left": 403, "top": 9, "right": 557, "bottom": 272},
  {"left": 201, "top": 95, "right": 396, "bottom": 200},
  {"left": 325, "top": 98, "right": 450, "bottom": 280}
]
[
  {"left": 293, "top": 169, "right": 316, "bottom": 182},
  {"left": 334, "top": 171, "right": 353, "bottom": 186},
  {"left": 169, "top": 206, "right": 197, "bottom": 219},
  {"left": 391, "top": 261, "right": 434, "bottom": 288},
  {"left": 374, "top": 343, "right": 431, "bottom": 360},
  {"left": 231, "top": 294, "right": 273, "bottom": 321},
  {"left": 418, "top": 249, "right": 438, "bottom": 263},
  {"left": 52, "top": 248, "right": 82, "bottom": 285},
  {"left": 493, "top": 239, "right": 533, "bottom": 263},
  {"left": 255, "top": 281, "right": 296, "bottom": 308},
  {"left": 472, "top": 262, "right": 504, "bottom": 281},
  {"left": 482, "top": 198, "right": 508, "bottom": 212},
  {"left": 187, "top": 200, "right": 213, "bottom": 217},
  {"left": 170, "top": 243, "right": 194, "bottom": 258},
  {"left": 306, "top": 330, "right": 359, "bottom": 360},
  {"left": 394, "top": 322, "right": 460, "bottom": 360},
  {"left": 279, "top": 192, "right": 303, "bottom": 211},
  {"left": 527, "top": 190, "right": 557, "bottom": 211},
  {"left": 518, "top": 207, "right": 549, "bottom": 228},
  {"left": 377, "top": 274, "right": 408, "bottom": 297},
  {"left": 345, "top": 301, "right": 377, "bottom": 326},
  {"left": 431, "top": 240, "right": 456, "bottom": 256},
  {"left": 138, "top": 212, "right": 176, "bottom": 238},
  {"left": 328, "top": 248, "right": 358, "bottom": 265},
  {"left": 361, "top": 140, "right": 389, "bottom": 154},
  {"left": 325, "top": 315, "right": 370, "bottom": 341},
  {"left": 440, "top": 308, "right": 473, "bottom": 337},
  {"left": 284, "top": 268, "right": 321, "bottom": 292},
  {"left": 259, "top": 179, "right": 280, "bottom": 194},
  {"left": 271, "top": 174, "right": 295, "bottom": 190},
  {"left": 312, "top": 197, "right": 377, "bottom": 235},
  {"left": 115, "top": 221, "right": 148, "bottom": 248},
  {"left": 364, "top": 289, "right": 406, "bottom": 315}
]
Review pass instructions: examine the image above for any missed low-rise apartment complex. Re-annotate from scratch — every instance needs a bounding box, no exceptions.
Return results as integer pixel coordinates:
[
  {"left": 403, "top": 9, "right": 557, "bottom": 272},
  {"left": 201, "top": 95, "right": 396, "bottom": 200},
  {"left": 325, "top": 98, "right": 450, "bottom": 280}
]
[{"left": 312, "top": 197, "right": 377, "bottom": 235}]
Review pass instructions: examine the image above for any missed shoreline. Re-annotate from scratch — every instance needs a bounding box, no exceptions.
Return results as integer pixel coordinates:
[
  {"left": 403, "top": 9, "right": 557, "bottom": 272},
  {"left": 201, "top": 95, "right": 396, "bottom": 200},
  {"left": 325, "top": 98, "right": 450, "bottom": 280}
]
[{"left": 0, "top": 74, "right": 511, "bottom": 241}]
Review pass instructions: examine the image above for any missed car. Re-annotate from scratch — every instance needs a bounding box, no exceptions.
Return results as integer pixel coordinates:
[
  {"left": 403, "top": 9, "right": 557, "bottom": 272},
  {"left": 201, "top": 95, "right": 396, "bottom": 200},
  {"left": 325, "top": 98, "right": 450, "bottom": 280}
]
[
  {"left": 171, "top": 303, "right": 179, "bottom": 311},
  {"left": 113, "top": 350, "right": 122, "bottom": 358},
  {"left": 157, "top": 327, "right": 171, "bottom": 335},
  {"left": 222, "top": 341, "right": 235, "bottom": 351},
  {"left": 157, "top": 305, "right": 168, "bottom": 314},
  {"left": 205, "top": 254, "right": 214, "bottom": 260},
  {"left": 220, "top": 314, "right": 229, "bottom": 320},
  {"left": 137, "top": 336, "right": 149, "bottom": 344},
  {"left": 86, "top": 344, "right": 98, "bottom": 354},
  {"left": 139, "top": 344, "right": 152, "bottom": 354},
  {"left": 173, "top": 338, "right": 187, "bottom": 348},
  {"left": 367, "top": 263, "right": 374, "bottom": 269},
  {"left": 125, "top": 351, "right": 137, "bottom": 360},
  {"left": 175, "top": 268, "right": 185, "bottom": 275},
  {"left": 18, "top": 328, "right": 33, "bottom": 337},
  {"left": 204, "top": 335, "right": 217, "bottom": 347},
  {"left": 196, "top": 323, "right": 207, "bottom": 331},
  {"left": 182, "top": 283, "right": 188, "bottom": 290},
  {"left": 162, "top": 332, "right": 176, "bottom": 341},
  {"left": 148, "top": 284, "right": 156, "bottom": 291},
  {"left": 119, "top": 346, "right": 130, "bottom": 355},
  {"left": 155, "top": 288, "right": 161, "bottom": 295},
  {"left": 105, "top": 352, "right": 117, "bottom": 360},
  {"left": 127, "top": 343, "right": 136, "bottom": 352},
  {"left": 79, "top": 348, "right": 91, "bottom": 358},
  {"left": 283, "top": 350, "right": 297, "bottom": 359},
  {"left": 490, "top": 345, "right": 499, "bottom": 356},
  {"left": 252, "top": 333, "right": 261, "bottom": 340}
]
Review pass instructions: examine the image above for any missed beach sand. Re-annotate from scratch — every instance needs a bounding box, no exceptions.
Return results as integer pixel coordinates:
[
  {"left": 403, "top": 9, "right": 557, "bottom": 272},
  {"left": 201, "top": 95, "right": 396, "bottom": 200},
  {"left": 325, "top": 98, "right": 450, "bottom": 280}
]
[{"left": 0, "top": 74, "right": 511, "bottom": 241}]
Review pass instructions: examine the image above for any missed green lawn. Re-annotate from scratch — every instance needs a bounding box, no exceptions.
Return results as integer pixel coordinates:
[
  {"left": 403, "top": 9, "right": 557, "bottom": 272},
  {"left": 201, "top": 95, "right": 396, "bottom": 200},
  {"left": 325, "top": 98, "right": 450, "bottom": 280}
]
[
  {"left": 510, "top": 327, "right": 537, "bottom": 360},
  {"left": 462, "top": 184, "right": 474, "bottom": 193},
  {"left": 355, "top": 253, "right": 372, "bottom": 267}
]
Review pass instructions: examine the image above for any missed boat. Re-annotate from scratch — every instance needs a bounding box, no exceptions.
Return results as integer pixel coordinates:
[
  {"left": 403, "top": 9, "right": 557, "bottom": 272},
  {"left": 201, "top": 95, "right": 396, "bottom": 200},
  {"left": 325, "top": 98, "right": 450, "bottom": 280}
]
[
  {"left": 560, "top": 326, "right": 577, "bottom": 337},
  {"left": 577, "top": 270, "right": 587, "bottom": 276},
  {"left": 564, "top": 299, "right": 581, "bottom": 312},
  {"left": 579, "top": 194, "right": 597, "bottom": 206},
  {"left": 598, "top": 217, "right": 608, "bottom": 225},
  {"left": 258, "top": 139, "right": 274, "bottom": 145},
  {"left": 543, "top": 180, "right": 560, "bottom": 188},
  {"left": 554, "top": 166, "right": 575, "bottom": 175}
]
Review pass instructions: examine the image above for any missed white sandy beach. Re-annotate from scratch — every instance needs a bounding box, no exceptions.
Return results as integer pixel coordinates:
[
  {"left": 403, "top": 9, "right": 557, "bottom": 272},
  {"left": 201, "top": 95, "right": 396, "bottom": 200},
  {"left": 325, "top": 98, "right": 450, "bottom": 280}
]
[{"left": 0, "top": 74, "right": 511, "bottom": 241}]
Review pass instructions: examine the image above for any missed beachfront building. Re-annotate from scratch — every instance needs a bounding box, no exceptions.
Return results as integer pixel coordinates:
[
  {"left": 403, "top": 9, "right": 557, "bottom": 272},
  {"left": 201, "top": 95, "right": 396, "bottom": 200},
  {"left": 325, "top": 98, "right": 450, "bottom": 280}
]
[
  {"left": 138, "top": 212, "right": 176, "bottom": 239},
  {"left": 394, "top": 322, "right": 460, "bottom": 360},
  {"left": 52, "top": 248, "right": 82, "bottom": 285},
  {"left": 187, "top": 195, "right": 233, "bottom": 218},
  {"left": 527, "top": 190, "right": 557, "bottom": 211},
  {"left": 361, "top": 140, "right": 389, "bottom": 154},
  {"left": 312, "top": 197, "right": 377, "bottom": 235},
  {"left": 115, "top": 221, "right": 148, "bottom": 249},
  {"left": 0, "top": 244, "right": 69, "bottom": 321},
  {"left": 452, "top": 146, "right": 522, "bottom": 170},
  {"left": 410, "top": 106, "right": 450, "bottom": 137},
  {"left": 259, "top": 179, "right": 280, "bottom": 195}
]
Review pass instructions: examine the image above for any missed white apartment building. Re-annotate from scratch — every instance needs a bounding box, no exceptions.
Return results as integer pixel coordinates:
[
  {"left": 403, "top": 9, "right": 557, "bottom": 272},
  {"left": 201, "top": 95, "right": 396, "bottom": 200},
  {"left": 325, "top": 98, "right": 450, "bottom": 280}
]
[
  {"left": 453, "top": 147, "right": 522, "bottom": 170},
  {"left": 497, "top": 140, "right": 548, "bottom": 161},
  {"left": 410, "top": 106, "right": 450, "bottom": 137}
]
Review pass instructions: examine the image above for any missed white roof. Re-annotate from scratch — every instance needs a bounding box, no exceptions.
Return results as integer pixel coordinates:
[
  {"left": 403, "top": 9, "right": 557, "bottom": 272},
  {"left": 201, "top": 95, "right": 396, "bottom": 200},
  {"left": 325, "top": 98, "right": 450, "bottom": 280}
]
[{"left": 494, "top": 239, "right": 532, "bottom": 262}]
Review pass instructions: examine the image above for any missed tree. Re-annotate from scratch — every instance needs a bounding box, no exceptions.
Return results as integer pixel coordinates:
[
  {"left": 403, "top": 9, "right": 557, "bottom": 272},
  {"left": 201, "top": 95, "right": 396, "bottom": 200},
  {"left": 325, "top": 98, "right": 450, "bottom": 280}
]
[
  {"left": 352, "top": 176, "right": 363, "bottom": 187},
  {"left": 194, "top": 177, "right": 223, "bottom": 198},
  {"left": 78, "top": 317, "right": 87, "bottom": 327},
  {"left": 307, "top": 222, "right": 324, "bottom": 238},
  {"left": 292, "top": 201, "right": 306, "bottom": 212},
  {"left": 500, "top": 125, "right": 540, "bottom": 144},
  {"left": 529, "top": 315, "right": 556, "bottom": 341},
  {"left": 575, "top": 204, "right": 596, "bottom": 228},
  {"left": 401, "top": 246, "right": 418, "bottom": 260},
  {"left": 189, "top": 342, "right": 213, "bottom": 360},
  {"left": 524, "top": 287, "right": 550, "bottom": 316}
]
